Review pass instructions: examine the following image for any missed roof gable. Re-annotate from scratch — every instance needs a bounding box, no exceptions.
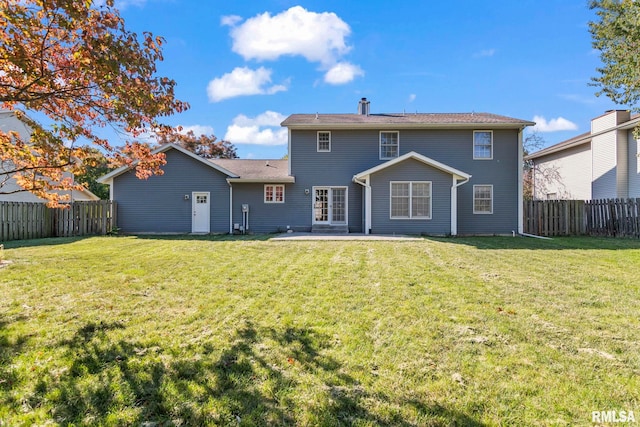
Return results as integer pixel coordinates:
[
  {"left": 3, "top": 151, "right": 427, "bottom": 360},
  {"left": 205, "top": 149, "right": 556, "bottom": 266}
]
[
  {"left": 97, "top": 143, "right": 238, "bottom": 183},
  {"left": 354, "top": 151, "right": 471, "bottom": 181}
]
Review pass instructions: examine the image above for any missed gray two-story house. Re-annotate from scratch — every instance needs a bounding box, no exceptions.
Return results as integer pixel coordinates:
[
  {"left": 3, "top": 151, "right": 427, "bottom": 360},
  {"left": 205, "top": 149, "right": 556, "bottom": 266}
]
[{"left": 99, "top": 99, "right": 533, "bottom": 235}]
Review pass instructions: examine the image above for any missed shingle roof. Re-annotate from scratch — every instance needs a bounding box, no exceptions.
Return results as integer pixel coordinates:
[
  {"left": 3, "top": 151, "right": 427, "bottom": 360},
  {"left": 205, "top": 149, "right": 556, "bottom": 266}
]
[
  {"left": 210, "top": 159, "right": 292, "bottom": 182},
  {"left": 281, "top": 112, "right": 534, "bottom": 128},
  {"left": 524, "top": 131, "right": 592, "bottom": 160}
]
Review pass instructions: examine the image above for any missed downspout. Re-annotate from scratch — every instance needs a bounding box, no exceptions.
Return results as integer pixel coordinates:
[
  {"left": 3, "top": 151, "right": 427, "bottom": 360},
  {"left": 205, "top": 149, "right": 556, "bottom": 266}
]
[
  {"left": 227, "top": 180, "right": 233, "bottom": 234},
  {"left": 518, "top": 127, "right": 524, "bottom": 235},
  {"left": 287, "top": 128, "right": 292, "bottom": 176},
  {"left": 353, "top": 175, "right": 371, "bottom": 235},
  {"left": 451, "top": 176, "right": 470, "bottom": 236}
]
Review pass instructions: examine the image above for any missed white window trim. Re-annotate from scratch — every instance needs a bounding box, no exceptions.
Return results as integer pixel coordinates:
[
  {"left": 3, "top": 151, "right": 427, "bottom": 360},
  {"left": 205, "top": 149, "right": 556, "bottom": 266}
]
[
  {"left": 317, "top": 131, "right": 331, "bottom": 152},
  {"left": 264, "top": 184, "right": 285, "bottom": 203},
  {"left": 379, "top": 131, "right": 400, "bottom": 160},
  {"left": 389, "top": 181, "right": 432, "bottom": 220},
  {"left": 473, "top": 130, "right": 493, "bottom": 160},
  {"left": 473, "top": 184, "right": 493, "bottom": 214}
]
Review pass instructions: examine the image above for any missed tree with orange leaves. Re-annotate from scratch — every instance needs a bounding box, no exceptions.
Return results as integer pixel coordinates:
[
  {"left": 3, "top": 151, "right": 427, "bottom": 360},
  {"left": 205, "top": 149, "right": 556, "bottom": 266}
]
[
  {"left": 0, "top": 0, "right": 189, "bottom": 205},
  {"left": 157, "top": 129, "right": 238, "bottom": 160}
]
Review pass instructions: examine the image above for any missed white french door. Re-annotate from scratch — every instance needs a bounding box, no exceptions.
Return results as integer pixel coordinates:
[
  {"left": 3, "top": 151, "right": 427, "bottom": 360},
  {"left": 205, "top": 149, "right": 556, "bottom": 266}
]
[{"left": 313, "top": 187, "right": 347, "bottom": 225}]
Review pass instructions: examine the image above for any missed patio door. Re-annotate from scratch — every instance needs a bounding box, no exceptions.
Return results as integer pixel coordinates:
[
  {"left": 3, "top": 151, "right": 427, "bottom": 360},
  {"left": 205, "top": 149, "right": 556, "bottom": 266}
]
[{"left": 313, "top": 187, "right": 347, "bottom": 225}]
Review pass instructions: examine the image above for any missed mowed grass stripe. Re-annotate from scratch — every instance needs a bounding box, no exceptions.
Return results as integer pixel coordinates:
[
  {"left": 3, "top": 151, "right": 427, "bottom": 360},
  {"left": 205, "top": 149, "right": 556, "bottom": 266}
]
[{"left": 1, "top": 236, "right": 639, "bottom": 426}]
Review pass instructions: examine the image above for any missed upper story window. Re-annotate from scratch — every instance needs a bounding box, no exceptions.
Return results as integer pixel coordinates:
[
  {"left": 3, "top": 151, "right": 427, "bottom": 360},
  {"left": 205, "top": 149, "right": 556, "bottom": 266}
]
[
  {"left": 317, "top": 131, "right": 331, "bottom": 152},
  {"left": 473, "top": 185, "right": 493, "bottom": 214},
  {"left": 390, "top": 181, "right": 431, "bottom": 219},
  {"left": 264, "top": 184, "right": 285, "bottom": 203},
  {"left": 380, "top": 131, "right": 399, "bottom": 160},
  {"left": 473, "top": 130, "right": 493, "bottom": 160}
]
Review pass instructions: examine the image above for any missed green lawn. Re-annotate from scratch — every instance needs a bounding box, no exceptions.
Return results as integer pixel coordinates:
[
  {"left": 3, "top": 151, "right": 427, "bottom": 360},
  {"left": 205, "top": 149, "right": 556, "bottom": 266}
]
[{"left": 1, "top": 235, "right": 639, "bottom": 426}]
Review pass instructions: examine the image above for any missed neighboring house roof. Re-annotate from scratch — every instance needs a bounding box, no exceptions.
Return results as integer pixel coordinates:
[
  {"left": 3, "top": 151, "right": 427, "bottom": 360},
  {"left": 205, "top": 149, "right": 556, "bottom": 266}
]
[
  {"left": 524, "top": 131, "right": 592, "bottom": 161},
  {"left": 526, "top": 113, "right": 640, "bottom": 161},
  {"left": 97, "top": 143, "right": 239, "bottom": 183},
  {"left": 354, "top": 151, "right": 472, "bottom": 181},
  {"left": 211, "top": 159, "right": 294, "bottom": 183},
  {"left": 1, "top": 110, "right": 100, "bottom": 202},
  {"left": 282, "top": 112, "right": 534, "bottom": 129}
]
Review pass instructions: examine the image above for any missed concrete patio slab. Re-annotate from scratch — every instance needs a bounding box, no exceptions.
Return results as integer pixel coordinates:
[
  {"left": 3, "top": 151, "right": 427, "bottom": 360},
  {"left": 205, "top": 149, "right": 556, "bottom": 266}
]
[{"left": 269, "top": 232, "right": 423, "bottom": 241}]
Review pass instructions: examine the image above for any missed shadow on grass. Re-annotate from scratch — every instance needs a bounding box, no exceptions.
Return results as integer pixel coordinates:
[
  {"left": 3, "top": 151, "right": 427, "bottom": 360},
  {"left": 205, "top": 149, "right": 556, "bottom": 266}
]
[
  {"left": 14, "top": 320, "right": 486, "bottom": 426},
  {"left": 133, "top": 233, "right": 273, "bottom": 242},
  {"left": 1, "top": 236, "right": 94, "bottom": 249},
  {"left": 428, "top": 235, "right": 640, "bottom": 250},
  {"left": 0, "top": 316, "right": 31, "bottom": 405}
]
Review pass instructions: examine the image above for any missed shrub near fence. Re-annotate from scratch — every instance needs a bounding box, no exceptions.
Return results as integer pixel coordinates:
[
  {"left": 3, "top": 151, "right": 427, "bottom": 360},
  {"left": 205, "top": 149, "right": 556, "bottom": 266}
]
[
  {"left": 0, "top": 200, "right": 117, "bottom": 242},
  {"left": 524, "top": 198, "right": 640, "bottom": 238}
]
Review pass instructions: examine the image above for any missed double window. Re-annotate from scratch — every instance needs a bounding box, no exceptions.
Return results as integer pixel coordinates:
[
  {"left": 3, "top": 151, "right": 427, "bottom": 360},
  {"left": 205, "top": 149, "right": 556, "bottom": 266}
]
[
  {"left": 390, "top": 181, "right": 431, "bottom": 219},
  {"left": 473, "top": 185, "right": 493, "bottom": 214},
  {"left": 264, "top": 184, "right": 285, "bottom": 203},
  {"left": 317, "top": 131, "right": 331, "bottom": 152},
  {"left": 473, "top": 130, "right": 493, "bottom": 159},
  {"left": 380, "top": 131, "right": 399, "bottom": 159}
]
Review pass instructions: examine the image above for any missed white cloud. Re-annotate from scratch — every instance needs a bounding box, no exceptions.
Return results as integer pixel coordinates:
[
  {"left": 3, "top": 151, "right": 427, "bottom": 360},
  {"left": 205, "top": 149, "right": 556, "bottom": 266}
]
[
  {"left": 473, "top": 48, "right": 496, "bottom": 58},
  {"left": 324, "top": 62, "right": 364, "bottom": 85},
  {"left": 231, "top": 111, "right": 287, "bottom": 127},
  {"left": 532, "top": 115, "right": 579, "bottom": 132},
  {"left": 178, "top": 125, "right": 215, "bottom": 136},
  {"left": 408, "top": 94, "right": 416, "bottom": 103},
  {"left": 221, "top": 15, "right": 242, "bottom": 27},
  {"left": 206, "top": 66, "right": 287, "bottom": 102},
  {"left": 224, "top": 111, "right": 288, "bottom": 145},
  {"left": 229, "top": 6, "right": 351, "bottom": 65}
]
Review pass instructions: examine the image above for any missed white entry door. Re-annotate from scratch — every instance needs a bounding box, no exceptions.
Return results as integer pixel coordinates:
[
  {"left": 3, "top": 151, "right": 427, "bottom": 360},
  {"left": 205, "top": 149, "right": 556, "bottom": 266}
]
[
  {"left": 191, "top": 192, "right": 210, "bottom": 233},
  {"left": 313, "top": 187, "right": 347, "bottom": 225}
]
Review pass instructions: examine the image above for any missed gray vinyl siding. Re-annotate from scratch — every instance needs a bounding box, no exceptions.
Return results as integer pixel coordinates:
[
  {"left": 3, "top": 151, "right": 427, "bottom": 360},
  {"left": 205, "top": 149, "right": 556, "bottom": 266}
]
[
  {"left": 113, "top": 149, "right": 230, "bottom": 233},
  {"left": 628, "top": 131, "right": 640, "bottom": 198},
  {"left": 592, "top": 131, "right": 618, "bottom": 199},
  {"left": 231, "top": 183, "right": 299, "bottom": 233},
  {"left": 369, "top": 158, "right": 452, "bottom": 235},
  {"left": 290, "top": 130, "right": 378, "bottom": 232},
  {"left": 290, "top": 128, "right": 520, "bottom": 235}
]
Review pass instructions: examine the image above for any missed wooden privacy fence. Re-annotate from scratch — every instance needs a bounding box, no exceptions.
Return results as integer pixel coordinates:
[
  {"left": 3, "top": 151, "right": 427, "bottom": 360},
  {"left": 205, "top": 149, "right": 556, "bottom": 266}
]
[
  {"left": 0, "top": 200, "right": 117, "bottom": 242},
  {"left": 523, "top": 198, "right": 640, "bottom": 238}
]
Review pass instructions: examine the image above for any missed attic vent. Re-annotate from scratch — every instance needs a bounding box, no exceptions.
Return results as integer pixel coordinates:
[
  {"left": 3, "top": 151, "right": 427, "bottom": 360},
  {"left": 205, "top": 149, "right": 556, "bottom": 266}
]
[{"left": 358, "top": 97, "right": 370, "bottom": 116}]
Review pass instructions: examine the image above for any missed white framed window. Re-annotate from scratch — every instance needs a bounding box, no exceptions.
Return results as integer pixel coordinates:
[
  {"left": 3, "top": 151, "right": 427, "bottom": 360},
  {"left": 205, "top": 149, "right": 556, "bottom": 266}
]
[
  {"left": 317, "top": 131, "right": 331, "bottom": 152},
  {"left": 380, "top": 131, "right": 399, "bottom": 160},
  {"left": 473, "top": 130, "right": 493, "bottom": 160},
  {"left": 390, "top": 181, "right": 431, "bottom": 219},
  {"left": 473, "top": 185, "right": 493, "bottom": 214},
  {"left": 264, "top": 184, "right": 285, "bottom": 203}
]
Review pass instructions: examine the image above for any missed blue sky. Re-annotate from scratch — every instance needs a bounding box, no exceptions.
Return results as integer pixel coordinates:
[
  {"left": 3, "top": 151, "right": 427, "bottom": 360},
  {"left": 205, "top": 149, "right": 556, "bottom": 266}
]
[{"left": 115, "top": 0, "right": 622, "bottom": 159}]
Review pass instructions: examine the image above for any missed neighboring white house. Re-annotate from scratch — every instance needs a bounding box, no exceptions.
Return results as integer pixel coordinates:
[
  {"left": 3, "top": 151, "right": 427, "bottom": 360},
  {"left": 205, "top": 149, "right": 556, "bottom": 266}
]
[
  {"left": 0, "top": 110, "right": 99, "bottom": 202},
  {"left": 526, "top": 110, "right": 640, "bottom": 200}
]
